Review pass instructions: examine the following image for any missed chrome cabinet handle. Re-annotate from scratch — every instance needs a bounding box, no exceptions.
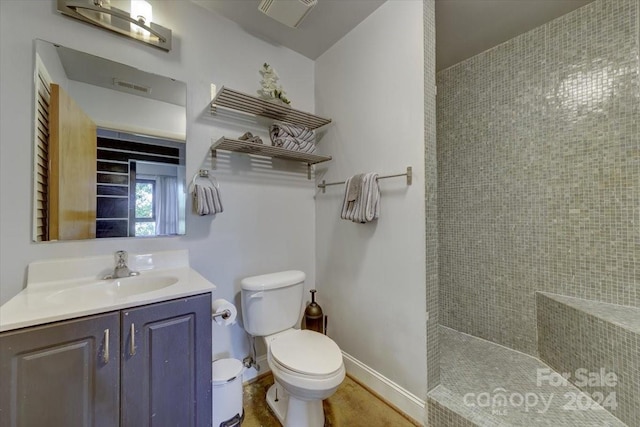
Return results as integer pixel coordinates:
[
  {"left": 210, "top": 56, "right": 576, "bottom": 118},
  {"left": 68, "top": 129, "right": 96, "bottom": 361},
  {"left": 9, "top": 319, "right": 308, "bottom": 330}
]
[
  {"left": 129, "top": 323, "right": 136, "bottom": 356},
  {"left": 102, "top": 329, "right": 110, "bottom": 364}
]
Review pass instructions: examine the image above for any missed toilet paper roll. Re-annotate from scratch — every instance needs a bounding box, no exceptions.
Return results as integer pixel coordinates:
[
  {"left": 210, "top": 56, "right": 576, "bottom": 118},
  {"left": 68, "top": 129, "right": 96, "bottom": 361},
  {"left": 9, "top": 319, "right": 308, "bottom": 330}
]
[{"left": 212, "top": 298, "right": 237, "bottom": 326}]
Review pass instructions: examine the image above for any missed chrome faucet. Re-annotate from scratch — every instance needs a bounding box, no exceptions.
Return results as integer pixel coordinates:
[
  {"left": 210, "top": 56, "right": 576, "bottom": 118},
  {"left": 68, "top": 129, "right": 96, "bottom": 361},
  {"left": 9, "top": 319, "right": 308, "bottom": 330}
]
[{"left": 104, "top": 250, "right": 139, "bottom": 279}]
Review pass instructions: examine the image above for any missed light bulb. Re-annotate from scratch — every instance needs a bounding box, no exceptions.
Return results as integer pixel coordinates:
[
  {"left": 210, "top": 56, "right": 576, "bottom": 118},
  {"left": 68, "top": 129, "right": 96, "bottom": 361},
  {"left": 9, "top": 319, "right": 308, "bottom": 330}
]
[{"left": 130, "top": 0, "right": 152, "bottom": 35}]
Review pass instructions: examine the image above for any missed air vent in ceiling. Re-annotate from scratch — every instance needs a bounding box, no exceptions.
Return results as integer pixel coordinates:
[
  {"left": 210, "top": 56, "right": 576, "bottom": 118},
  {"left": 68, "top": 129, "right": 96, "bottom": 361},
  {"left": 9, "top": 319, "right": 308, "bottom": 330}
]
[
  {"left": 258, "top": 0, "right": 317, "bottom": 28},
  {"left": 113, "top": 78, "right": 151, "bottom": 94}
]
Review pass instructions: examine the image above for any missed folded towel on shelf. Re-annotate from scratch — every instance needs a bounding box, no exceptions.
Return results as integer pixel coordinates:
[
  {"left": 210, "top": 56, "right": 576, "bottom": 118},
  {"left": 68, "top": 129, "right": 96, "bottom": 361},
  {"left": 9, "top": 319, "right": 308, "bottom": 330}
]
[
  {"left": 194, "top": 183, "right": 223, "bottom": 215},
  {"left": 269, "top": 123, "right": 316, "bottom": 153},
  {"left": 340, "top": 172, "right": 380, "bottom": 223}
]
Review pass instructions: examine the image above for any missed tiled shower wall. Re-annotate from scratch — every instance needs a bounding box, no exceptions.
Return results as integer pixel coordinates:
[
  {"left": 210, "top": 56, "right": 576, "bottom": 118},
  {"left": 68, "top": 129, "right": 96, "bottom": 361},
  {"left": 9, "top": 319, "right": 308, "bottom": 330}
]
[
  {"left": 437, "top": 0, "right": 640, "bottom": 355},
  {"left": 424, "top": 0, "right": 440, "bottom": 393},
  {"left": 537, "top": 293, "right": 639, "bottom": 425}
]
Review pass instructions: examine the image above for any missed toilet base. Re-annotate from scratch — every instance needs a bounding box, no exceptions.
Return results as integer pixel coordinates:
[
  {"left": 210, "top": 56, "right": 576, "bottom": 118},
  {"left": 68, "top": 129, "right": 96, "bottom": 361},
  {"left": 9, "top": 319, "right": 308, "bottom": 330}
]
[{"left": 266, "top": 382, "right": 325, "bottom": 427}]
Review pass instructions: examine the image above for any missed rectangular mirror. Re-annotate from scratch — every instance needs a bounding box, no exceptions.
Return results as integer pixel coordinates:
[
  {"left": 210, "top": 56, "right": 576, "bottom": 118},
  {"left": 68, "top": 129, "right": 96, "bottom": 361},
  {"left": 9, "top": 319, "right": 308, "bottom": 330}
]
[{"left": 33, "top": 39, "right": 187, "bottom": 242}]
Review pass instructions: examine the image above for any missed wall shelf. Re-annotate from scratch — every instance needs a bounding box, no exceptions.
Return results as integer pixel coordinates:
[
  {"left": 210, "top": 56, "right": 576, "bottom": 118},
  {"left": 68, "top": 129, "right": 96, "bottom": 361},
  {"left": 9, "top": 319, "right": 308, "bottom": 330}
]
[
  {"left": 212, "top": 137, "right": 332, "bottom": 165},
  {"left": 211, "top": 86, "right": 332, "bottom": 130}
]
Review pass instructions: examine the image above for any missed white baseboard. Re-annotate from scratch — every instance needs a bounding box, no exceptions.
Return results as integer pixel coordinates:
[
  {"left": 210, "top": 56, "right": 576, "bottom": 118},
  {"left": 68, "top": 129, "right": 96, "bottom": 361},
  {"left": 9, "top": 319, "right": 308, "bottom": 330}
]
[
  {"left": 242, "top": 351, "right": 425, "bottom": 424},
  {"left": 342, "top": 351, "right": 425, "bottom": 424}
]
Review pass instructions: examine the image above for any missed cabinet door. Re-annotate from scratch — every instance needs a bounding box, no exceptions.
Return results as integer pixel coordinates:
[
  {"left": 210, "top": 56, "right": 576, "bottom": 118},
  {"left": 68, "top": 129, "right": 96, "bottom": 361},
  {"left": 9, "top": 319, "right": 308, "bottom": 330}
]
[
  {"left": 0, "top": 312, "right": 120, "bottom": 427},
  {"left": 121, "top": 293, "right": 212, "bottom": 427}
]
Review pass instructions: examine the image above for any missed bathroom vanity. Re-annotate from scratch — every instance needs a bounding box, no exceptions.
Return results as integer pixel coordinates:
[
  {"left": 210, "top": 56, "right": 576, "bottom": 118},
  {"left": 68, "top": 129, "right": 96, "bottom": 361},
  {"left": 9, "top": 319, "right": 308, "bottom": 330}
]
[{"left": 0, "top": 250, "right": 214, "bottom": 427}]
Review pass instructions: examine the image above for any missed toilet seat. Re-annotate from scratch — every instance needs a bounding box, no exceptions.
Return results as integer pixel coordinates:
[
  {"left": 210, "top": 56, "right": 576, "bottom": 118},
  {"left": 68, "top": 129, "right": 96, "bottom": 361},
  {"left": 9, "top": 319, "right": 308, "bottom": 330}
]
[{"left": 269, "top": 329, "right": 343, "bottom": 377}]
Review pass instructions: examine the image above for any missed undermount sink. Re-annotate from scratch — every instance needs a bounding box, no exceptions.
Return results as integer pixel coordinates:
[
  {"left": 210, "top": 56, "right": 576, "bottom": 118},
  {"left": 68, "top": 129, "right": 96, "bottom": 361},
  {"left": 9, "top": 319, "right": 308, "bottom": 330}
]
[
  {"left": 46, "top": 274, "right": 179, "bottom": 303},
  {"left": 108, "top": 275, "right": 179, "bottom": 298}
]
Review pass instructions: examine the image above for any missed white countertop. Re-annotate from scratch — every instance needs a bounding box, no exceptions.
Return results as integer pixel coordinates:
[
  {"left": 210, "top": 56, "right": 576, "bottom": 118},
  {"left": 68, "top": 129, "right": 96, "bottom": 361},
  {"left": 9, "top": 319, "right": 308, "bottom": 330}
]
[{"left": 0, "top": 250, "right": 216, "bottom": 333}]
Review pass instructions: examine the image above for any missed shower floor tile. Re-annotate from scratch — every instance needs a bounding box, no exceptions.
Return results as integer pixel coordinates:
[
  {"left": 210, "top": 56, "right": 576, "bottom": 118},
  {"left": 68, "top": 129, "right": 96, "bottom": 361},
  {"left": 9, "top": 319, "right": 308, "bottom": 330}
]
[
  {"left": 434, "top": 327, "right": 626, "bottom": 426},
  {"left": 242, "top": 373, "right": 420, "bottom": 427}
]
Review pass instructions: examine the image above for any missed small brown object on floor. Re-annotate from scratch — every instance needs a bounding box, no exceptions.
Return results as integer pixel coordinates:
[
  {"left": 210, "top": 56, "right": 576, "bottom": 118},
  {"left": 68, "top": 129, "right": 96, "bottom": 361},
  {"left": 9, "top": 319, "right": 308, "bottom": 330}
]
[{"left": 242, "top": 373, "right": 419, "bottom": 427}]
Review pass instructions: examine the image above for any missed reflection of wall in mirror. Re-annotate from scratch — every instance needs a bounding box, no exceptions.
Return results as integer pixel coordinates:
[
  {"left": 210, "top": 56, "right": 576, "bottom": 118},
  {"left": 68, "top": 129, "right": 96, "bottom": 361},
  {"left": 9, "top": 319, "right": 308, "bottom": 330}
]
[
  {"left": 35, "top": 43, "right": 68, "bottom": 90},
  {"left": 35, "top": 40, "right": 186, "bottom": 142},
  {"left": 69, "top": 81, "right": 186, "bottom": 141}
]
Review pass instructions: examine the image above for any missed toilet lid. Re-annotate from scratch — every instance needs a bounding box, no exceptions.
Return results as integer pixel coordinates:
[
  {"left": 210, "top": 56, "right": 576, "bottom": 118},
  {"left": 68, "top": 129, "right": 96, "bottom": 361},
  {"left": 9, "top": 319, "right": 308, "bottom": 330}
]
[{"left": 270, "top": 330, "right": 343, "bottom": 376}]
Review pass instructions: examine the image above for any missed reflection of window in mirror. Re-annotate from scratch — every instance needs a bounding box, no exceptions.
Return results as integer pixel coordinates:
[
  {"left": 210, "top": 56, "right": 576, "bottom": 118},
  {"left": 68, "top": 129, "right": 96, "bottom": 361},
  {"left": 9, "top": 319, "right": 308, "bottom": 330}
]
[
  {"left": 135, "top": 179, "right": 156, "bottom": 236},
  {"left": 97, "top": 129, "right": 185, "bottom": 239}
]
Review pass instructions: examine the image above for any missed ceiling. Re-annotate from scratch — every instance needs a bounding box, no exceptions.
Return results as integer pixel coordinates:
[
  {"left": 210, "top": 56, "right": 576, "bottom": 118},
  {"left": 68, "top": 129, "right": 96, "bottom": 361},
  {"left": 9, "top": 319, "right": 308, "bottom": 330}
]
[
  {"left": 435, "top": 0, "right": 595, "bottom": 70},
  {"left": 192, "top": 0, "right": 595, "bottom": 70},
  {"left": 192, "top": 0, "right": 386, "bottom": 60}
]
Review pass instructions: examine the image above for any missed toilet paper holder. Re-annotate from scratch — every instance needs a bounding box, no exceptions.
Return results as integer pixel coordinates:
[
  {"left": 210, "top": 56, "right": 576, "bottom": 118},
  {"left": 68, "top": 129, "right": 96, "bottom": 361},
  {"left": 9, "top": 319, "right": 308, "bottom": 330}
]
[{"left": 212, "top": 309, "right": 232, "bottom": 320}]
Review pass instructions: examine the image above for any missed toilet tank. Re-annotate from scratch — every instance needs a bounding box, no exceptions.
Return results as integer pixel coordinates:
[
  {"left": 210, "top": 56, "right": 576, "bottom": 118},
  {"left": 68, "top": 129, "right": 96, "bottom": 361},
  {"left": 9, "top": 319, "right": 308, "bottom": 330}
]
[{"left": 241, "top": 270, "right": 305, "bottom": 337}]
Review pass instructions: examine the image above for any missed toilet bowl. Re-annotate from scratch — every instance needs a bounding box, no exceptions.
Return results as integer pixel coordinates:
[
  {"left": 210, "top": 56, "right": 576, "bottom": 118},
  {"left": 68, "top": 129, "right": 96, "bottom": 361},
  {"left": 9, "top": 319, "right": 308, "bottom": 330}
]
[
  {"left": 241, "top": 271, "right": 345, "bottom": 427},
  {"left": 265, "top": 329, "right": 345, "bottom": 426}
]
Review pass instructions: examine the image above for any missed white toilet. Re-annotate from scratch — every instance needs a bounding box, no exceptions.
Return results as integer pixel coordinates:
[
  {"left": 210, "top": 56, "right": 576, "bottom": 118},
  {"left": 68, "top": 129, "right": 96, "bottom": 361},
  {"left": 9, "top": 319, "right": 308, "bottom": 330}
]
[{"left": 241, "top": 270, "right": 345, "bottom": 427}]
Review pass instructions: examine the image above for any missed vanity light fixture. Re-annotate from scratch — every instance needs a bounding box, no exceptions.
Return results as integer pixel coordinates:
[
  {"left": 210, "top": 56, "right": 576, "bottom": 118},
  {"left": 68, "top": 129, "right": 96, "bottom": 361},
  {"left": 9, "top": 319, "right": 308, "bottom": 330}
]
[
  {"left": 56, "top": 0, "right": 172, "bottom": 52},
  {"left": 130, "top": 0, "right": 152, "bottom": 35}
]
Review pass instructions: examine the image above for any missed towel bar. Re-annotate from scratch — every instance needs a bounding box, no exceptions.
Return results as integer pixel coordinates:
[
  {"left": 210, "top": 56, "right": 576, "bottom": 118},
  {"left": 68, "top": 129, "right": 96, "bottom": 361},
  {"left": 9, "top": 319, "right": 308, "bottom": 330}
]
[
  {"left": 317, "top": 166, "right": 412, "bottom": 193},
  {"left": 189, "top": 169, "right": 219, "bottom": 192}
]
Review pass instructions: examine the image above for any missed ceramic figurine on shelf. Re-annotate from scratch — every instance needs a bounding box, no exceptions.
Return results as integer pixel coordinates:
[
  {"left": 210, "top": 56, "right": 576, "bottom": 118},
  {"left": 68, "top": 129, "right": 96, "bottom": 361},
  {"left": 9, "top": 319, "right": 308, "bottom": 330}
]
[{"left": 258, "top": 63, "right": 291, "bottom": 105}]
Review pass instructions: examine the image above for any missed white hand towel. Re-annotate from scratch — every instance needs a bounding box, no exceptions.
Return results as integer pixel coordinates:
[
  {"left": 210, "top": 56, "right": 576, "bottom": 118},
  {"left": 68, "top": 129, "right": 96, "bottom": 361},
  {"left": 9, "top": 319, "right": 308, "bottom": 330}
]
[
  {"left": 194, "top": 183, "right": 223, "bottom": 215},
  {"left": 195, "top": 184, "right": 209, "bottom": 215},
  {"left": 347, "top": 173, "right": 365, "bottom": 202},
  {"left": 210, "top": 185, "right": 223, "bottom": 213},
  {"left": 340, "top": 172, "right": 379, "bottom": 223}
]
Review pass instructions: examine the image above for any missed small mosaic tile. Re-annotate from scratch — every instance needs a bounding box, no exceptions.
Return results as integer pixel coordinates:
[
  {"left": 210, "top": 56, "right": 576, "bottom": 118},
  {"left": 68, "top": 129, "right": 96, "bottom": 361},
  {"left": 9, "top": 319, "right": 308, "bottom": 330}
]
[
  {"left": 537, "top": 292, "right": 640, "bottom": 426},
  {"left": 437, "top": 0, "right": 640, "bottom": 357},
  {"left": 433, "top": 327, "right": 626, "bottom": 426},
  {"left": 424, "top": 0, "right": 440, "bottom": 392},
  {"left": 427, "top": 391, "right": 482, "bottom": 427}
]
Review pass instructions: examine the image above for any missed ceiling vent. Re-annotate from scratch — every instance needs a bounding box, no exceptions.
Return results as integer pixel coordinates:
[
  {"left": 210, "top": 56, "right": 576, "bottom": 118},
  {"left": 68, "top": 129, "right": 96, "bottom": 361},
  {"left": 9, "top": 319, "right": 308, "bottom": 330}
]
[
  {"left": 258, "top": 0, "right": 317, "bottom": 28},
  {"left": 113, "top": 78, "right": 151, "bottom": 94}
]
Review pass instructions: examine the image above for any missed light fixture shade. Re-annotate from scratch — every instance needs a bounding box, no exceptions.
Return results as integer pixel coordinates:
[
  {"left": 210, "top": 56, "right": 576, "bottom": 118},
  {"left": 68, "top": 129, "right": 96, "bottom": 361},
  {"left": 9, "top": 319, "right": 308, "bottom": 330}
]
[
  {"left": 57, "top": 0, "right": 171, "bottom": 51},
  {"left": 130, "top": 0, "right": 152, "bottom": 35}
]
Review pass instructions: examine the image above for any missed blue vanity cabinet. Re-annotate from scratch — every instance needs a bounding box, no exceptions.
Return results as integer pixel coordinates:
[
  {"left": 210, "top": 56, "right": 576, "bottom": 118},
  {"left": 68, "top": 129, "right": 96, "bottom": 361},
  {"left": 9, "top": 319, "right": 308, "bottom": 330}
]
[
  {"left": 0, "top": 312, "right": 121, "bottom": 427},
  {"left": 0, "top": 292, "right": 212, "bottom": 427},
  {"left": 120, "top": 293, "right": 212, "bottom": 427}
]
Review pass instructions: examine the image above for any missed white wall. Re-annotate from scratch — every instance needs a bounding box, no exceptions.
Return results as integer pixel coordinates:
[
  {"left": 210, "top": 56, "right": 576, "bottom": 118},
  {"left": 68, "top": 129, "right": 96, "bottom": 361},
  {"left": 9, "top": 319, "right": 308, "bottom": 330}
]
[
  {"left": 314, "top": 1, "right": 426, "bottom": 398},
  {"left": 0, "top": 0, "right": 316, "bottom": 362},
  {"left": 68, "top": 81, "right": 186, "bottom": 141}
]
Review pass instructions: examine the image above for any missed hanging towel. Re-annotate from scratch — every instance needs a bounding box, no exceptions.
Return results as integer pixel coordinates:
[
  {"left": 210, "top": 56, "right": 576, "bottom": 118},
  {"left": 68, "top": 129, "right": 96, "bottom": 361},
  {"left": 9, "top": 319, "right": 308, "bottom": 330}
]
[
  {"left": 340, "top": 172, "right": 380, "bottom": 223},
  {"left": 347, "top": 174, "right": 365, "bottom": 203},
  {"left": 194, "top": 183, "right": 223, "bottom": 215}
]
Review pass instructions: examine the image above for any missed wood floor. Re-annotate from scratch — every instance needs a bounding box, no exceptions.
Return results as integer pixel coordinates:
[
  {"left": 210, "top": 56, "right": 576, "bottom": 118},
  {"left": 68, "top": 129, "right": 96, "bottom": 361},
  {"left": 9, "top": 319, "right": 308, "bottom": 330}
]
[{"left": 242, "top": 373, "right": 420, "bottom": 427}]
